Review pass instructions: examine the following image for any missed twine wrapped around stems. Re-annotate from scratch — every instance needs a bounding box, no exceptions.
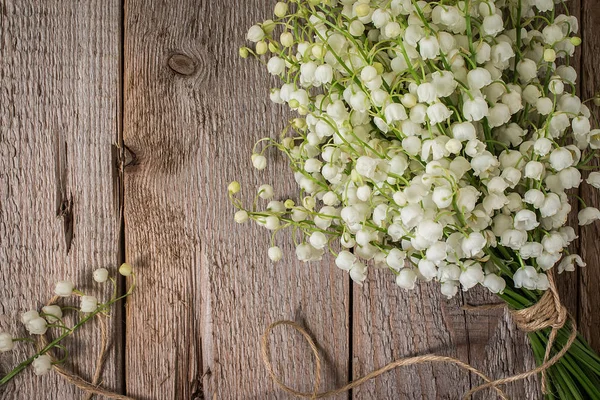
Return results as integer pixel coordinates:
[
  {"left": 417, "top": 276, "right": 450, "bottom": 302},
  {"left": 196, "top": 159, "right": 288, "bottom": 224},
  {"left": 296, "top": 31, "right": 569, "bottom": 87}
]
[
  {"left": 38, "top": 296, "right": 134, "bottom": 400},
  {"left": 261, "top": 270, "right": 577, "bottom": 399}
]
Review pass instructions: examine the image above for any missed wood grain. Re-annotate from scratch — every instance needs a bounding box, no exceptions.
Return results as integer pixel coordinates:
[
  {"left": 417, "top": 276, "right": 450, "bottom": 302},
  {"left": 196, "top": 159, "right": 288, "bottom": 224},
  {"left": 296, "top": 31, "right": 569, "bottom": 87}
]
[
  {"left": 123, "top": 1, "right": 349, "bottom": 398},
  {"left": 1, "top": 0, "right": 599, "bottom": 399},
  {"left": 0, "top": 0, "right": 122, "bottom": 399},
  {"left": 580, "top": 0, "right": 600, "bottom": 354},
  {"left": 352, "top": 275, "right": 472, "bottom": 399}
]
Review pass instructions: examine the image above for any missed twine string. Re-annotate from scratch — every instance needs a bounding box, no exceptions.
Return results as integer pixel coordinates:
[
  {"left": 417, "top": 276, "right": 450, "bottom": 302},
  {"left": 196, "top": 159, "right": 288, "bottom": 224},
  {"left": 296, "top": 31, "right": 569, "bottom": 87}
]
[
  {"left": 261, "top": 270, "right": 576, "bottom": 399},
  {"left": 261, "top": 320, "right": 509, "bottom": 400},
  {"left": 39, "top": 296, "right": 134, "bottom": 400}
]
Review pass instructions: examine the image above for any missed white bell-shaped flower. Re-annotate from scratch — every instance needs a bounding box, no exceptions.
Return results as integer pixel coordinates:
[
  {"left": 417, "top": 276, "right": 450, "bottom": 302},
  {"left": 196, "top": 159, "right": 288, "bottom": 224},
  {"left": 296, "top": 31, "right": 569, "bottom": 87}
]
[
  {"left": 396, "top": 268, "right": 418, "bottom": 289},
  {"left": 483, "top": 274, "right": 506, "bottom": 294}
]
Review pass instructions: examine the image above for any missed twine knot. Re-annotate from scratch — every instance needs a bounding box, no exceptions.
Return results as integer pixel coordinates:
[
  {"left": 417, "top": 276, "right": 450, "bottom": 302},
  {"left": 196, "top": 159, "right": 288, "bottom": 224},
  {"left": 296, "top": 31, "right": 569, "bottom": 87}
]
[
  {"left": 464, "top": 271, "right": 575, "bottom": 397},
  {"left": 510, "top": 283, "right": 567, "bottom": 333}
]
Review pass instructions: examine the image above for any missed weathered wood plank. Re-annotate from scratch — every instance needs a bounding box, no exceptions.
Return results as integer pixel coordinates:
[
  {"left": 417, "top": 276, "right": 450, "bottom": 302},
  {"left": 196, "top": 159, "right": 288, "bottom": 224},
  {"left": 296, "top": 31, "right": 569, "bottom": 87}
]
[
  {"left": 353, "top": 276, "right": 472, "bottom": 399},
  {"left": 123, "top": 1, "right": 349, "bottom": 398},
  {"left": 580, "top": 0, "right": 600, "bottom": 354},
  {"left": 462, "top": 289, "right": 541, "bottom": 399},
  {"left": 0, "top": 1, "right": 122, "bottom": 398}
]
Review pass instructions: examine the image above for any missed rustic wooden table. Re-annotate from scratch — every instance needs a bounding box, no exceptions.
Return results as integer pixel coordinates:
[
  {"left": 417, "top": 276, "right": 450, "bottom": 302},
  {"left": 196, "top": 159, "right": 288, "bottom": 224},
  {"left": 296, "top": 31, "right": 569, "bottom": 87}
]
[{"left": 1, "top": 1, "right": 599, "bottom": 399}]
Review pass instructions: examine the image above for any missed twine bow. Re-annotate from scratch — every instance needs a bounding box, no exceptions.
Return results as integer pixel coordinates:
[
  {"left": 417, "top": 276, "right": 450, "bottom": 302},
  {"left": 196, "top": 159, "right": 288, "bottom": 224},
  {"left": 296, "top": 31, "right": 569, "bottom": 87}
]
[
  {"left": 39, "top": 296, "right": 134, "bottom": 400},
  {"left": 261, "top": 270, "right": 577, "bottom": 399}
]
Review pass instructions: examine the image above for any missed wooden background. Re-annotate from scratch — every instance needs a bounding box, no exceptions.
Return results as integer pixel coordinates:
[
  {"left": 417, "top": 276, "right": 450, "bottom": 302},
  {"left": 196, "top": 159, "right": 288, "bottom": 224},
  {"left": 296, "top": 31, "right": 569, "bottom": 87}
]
[{"left": 0, "top": 0, "right": 599, "bottom": 398}]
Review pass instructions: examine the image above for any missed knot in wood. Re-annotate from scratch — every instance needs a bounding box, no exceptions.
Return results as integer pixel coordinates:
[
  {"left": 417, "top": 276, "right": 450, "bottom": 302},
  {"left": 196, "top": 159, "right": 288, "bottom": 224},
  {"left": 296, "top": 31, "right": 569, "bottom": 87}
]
[{"left": 168, "top": 53, "right": 197, "bottom": 76}]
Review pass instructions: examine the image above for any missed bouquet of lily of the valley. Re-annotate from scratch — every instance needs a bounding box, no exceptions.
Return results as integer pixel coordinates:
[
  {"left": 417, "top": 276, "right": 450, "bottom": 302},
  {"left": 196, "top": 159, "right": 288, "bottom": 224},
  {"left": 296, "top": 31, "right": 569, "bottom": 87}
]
[{"left": 229, "top": 0, "right": 600, "bottom": 398}]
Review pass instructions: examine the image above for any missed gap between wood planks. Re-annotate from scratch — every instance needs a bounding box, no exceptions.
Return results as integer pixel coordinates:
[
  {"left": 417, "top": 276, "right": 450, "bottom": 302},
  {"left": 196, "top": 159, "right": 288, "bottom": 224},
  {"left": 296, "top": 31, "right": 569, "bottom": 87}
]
[{"left": 118, "top": 0, "right": 127, "bottom": 396}]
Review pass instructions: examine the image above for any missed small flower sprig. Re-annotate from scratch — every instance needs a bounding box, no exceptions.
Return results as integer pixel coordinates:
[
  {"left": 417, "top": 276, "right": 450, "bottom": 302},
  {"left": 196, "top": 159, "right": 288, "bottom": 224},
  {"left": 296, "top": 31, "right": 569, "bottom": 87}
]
[{"left": 0, "top": 263, "right": 135, "bottom": 385}]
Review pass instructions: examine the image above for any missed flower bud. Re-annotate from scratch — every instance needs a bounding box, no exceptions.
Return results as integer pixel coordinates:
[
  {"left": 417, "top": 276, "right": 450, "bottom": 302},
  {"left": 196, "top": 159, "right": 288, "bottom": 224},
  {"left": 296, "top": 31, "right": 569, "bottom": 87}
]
[
  {"left": 384, "top": 21, "right": 401, "bottom": 39},
  {"left": 32, "top": 355, "right": 53, "bottom": 376},
  {"left": 119, "top": 263, "right": 133, "bottom": 276},
  {"left": 543, "top": 48, "right": 556, "bottom": 62},
  {"left": 228, "top": 181, "right": 241, "bottom": 194},
  {"left": 0, "top": 333, "right": 14, "bottom": 352},
  {"left": 280, "top": 32, "right": 294, "bottom": 47},
  {"left": 549, "top": 78, "right": 564, "bottom": 95},
  {"left": 267, "top": 57, "right": 285, "bottom": 75},
  {"left": 258, "top": 184, "right": 274, "bottom": 200},
  {"left": 22, "top": 310, "right": 39, "bottom": 325},
  {"left": 355, "top": 4, "right": 371, "bottom": 17},
  {"left": 234, "top": 210, "right": 249, "bottom": 224},
  {"left": 251, "top": 154, "right": 267, "bottom": 170},
  {"left": 26, "top": 317, "right": 48, "bottom": 335},
  {"left": 268, "top": 246, "right": 283, "bottom": 262},
  {"left": 54, "top": 281, "right": 74, "bottom": 297},
  {"left": 349, "top": 20, "right": 365, "bottom": 37},
  {"left": 309, "top": 231, "right": 328, "bottom": 250},
  {"left": 246, "top": 25, "right": 265, "bottom": 42},
  {"left": 336, "top": 251, "right": 357, "bottom": 271},
  {"left": 80, "top": 296, "right": 98, "bottom": 313},
  {"left": 401, "top": 93, "right": 417, "bottom": 108},
  {"left": 255, "top": 41, "right": 268, "bottom": 55},
  {"left": 274, "top": 2, "right": 288, "bottom": 18},
  {"left": 41, "top": 305, "right": 63, "bottom": 323},
  {"left": 264, "top": 216, "right": 280, "bottom": 230}
]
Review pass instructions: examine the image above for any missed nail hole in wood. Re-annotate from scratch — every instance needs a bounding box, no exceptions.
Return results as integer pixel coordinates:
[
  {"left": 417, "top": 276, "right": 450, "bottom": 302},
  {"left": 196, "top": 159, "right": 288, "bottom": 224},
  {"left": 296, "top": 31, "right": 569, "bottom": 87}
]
[{"left": 168, "top": 53, "right": 197, "bottom": 76}]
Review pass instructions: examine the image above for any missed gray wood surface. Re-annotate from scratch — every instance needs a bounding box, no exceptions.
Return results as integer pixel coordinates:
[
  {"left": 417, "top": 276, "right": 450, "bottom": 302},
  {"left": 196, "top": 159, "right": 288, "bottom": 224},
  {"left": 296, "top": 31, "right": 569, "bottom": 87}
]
[
  {"left": 0, "top": 0, "right": 599, "bottom": 399},
  {"left": 0, "top": 0, "right": 123, "bottom": 399},
  {"left": 122, "top": 2, "right": 349, "bottom": 398}
]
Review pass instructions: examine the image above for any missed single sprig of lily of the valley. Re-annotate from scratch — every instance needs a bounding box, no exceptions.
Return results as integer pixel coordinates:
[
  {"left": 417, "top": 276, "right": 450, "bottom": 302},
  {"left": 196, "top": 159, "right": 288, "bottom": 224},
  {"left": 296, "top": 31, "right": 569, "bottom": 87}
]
[{"left": 0, "top": 263, "right": 135, "bottom": 384}]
